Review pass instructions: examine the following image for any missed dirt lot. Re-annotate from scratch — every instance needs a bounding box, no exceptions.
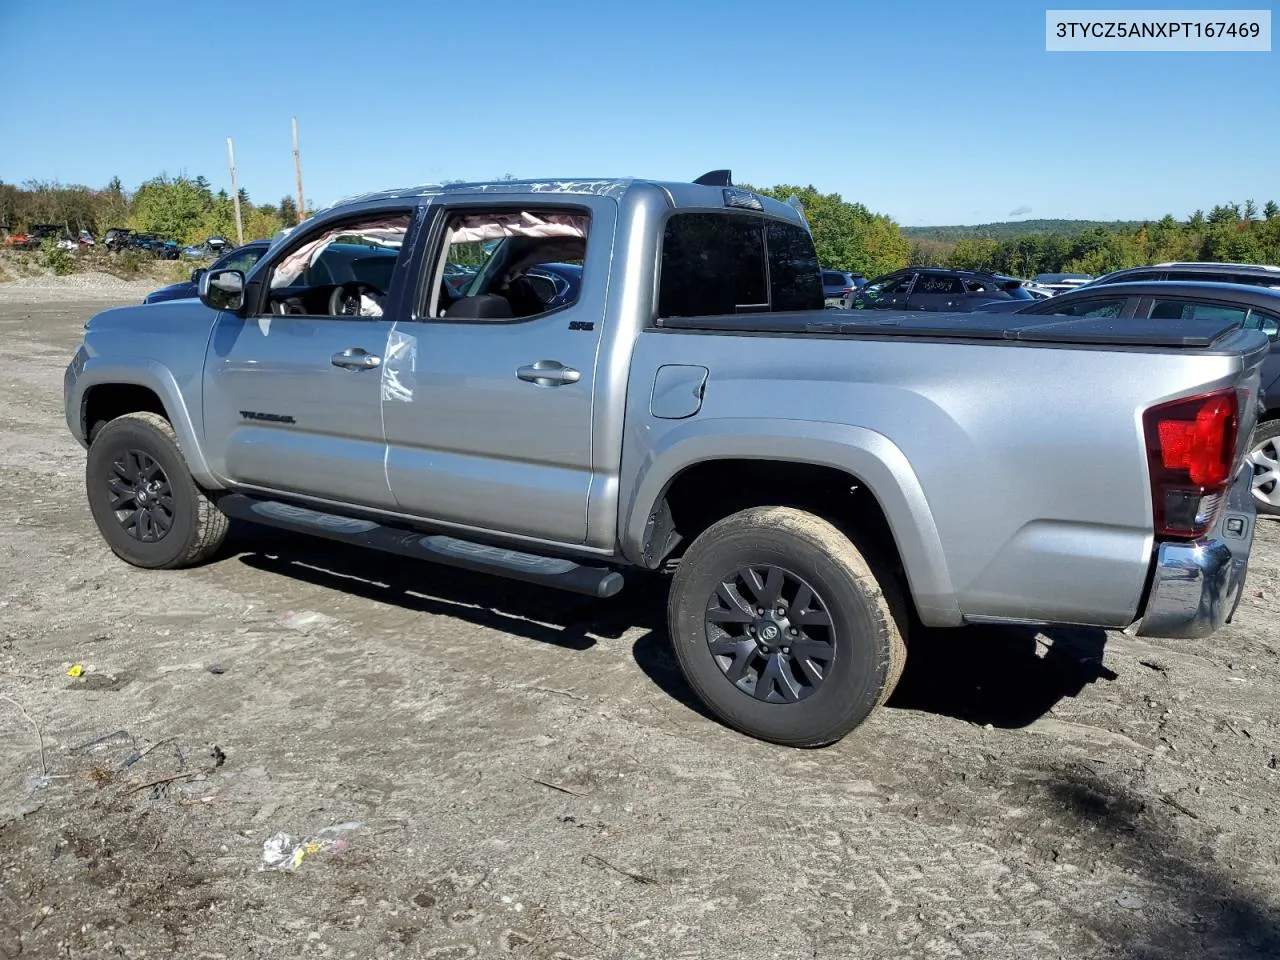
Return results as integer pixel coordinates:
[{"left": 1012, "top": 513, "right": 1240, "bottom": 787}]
[{"left": 1, "top": 293, "right": 1278, "bottom": 960}]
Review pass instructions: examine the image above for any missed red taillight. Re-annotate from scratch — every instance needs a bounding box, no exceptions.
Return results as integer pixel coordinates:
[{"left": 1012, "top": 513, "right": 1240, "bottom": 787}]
[{"left": 1142, "top": 389, "right": 1239, "bottom": 538}]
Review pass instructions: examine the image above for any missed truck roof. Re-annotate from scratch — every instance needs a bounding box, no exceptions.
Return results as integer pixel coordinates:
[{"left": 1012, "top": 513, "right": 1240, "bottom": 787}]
[{"left": 317, "top": 174, "right": 808, "bottom": 228}]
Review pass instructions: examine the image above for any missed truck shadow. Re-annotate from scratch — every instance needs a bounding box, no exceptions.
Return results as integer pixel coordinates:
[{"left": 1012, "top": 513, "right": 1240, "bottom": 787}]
[
  {"left": 227, "top": 526, "right": 1117, "bottom": 731},
  {"left": 887, "top": 623, "right": 1118, "bottom": 729},
  {"left": 228, "top": 524, "right": 666, "bottom": 654}
]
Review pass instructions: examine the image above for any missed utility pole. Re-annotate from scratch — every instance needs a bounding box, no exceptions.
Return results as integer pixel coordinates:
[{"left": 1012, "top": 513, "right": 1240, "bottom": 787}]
[
  {"left": 226, "top": 136, "right": 244, "bottom": 245},
  {"left": 292, "top": 117, "right": 305, "bottom": 224}
]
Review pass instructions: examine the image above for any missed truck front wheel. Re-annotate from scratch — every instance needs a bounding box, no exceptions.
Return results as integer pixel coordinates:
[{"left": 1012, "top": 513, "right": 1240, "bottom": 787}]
[
  {"left": 666, "top": 506, "right": 906, "bottom": 747},
  {"left": 85, "top": 412, "right": 230, "bottom": 569}
]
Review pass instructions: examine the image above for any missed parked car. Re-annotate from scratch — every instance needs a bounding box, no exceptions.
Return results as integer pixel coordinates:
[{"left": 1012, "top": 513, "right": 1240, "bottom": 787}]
[
  {"left": 102, "top": 227, "right": 133, "bottom": 251},
  {"left": 143, "top": 240, "right": 271, "bottom": 304},
  {"left": 27, "top": 224, "right": 65, "bottom": 249},
  {"left": 65, "top": 172, "right": 1266, "bottom": 748},
  {"left": 1033, "top": 272, "right": 1093, "bottom": 294},
  {"left": 822, "top": 269, "right": 865, "bottom": 305},
  {"left": 78, "top": 230, "right": 95, "bottom": 248},
  {"left": 973, "top": 279, "right": 1280, "bottom": 517},
  {"left": 1021, "top": 281, "right": 1056, "bottom": 299},
  {"left": 843, "top": 268, "right": 1035, "bottom": 311},
  {"left": 1084, "top": 261, "right": 1280, "bottom": 291}
]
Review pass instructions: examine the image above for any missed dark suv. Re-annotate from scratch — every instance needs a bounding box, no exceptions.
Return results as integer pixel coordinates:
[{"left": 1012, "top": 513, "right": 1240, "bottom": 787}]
[
  {"left": 843, "top": 268, "right": 1034, "bottom": 311},
  {"left": 1087, "top": 261, "right": 1280, "bottom": 290}
]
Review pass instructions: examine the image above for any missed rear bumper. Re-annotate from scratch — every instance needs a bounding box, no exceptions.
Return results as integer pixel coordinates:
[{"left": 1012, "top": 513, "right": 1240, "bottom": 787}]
[
  {"left": 1129, "top": 469, "right": 1255, "bottom": 640},
  {"left": 1128, "top": 536, "right": 1249, "bottom": 639}
]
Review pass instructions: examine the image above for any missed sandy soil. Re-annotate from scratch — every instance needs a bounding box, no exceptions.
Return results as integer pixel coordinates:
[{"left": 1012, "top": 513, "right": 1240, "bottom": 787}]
[{"left": 0, "top": 293, "right": 1277, "bottom": 960}]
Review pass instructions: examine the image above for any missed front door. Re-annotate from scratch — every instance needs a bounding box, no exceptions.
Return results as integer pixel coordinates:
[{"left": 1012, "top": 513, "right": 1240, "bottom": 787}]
[
  {"left": 381, "top": 199, "right": 613, "bottom": 544},
  {"left": 201, "top": 207, "right": 418, "bottom": 510}
]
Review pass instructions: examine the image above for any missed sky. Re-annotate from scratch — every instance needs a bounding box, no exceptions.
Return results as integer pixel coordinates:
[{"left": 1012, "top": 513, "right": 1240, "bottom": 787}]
[{"left": 0, "top": 0, "right": 1275, "bottom": 226}]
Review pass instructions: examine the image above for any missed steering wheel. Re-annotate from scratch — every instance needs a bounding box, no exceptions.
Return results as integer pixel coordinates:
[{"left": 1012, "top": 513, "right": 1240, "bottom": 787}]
[{"left": 329, "top": 282, "right": 384, "bottom": 317}]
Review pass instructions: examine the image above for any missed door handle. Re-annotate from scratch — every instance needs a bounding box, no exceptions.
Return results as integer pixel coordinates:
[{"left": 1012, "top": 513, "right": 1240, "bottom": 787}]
[
  {"left": 517, "top": 360, "right": 580, "bottom": 386},
  {"left": 331, "top": 348, "right": 381, "bottom": 370}
]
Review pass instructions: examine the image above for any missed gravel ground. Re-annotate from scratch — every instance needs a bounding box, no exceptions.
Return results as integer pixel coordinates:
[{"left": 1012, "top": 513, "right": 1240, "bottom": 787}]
[
  {"left": 0, "top": 272, "right": 158, "bottom": 302},
  {"left": 1, "top": 292, "right": 1278, "bottom": 960}
]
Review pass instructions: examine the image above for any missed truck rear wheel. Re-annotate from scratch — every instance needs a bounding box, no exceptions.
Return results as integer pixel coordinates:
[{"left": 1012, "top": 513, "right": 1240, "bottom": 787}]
[
  {"left": 85, "top": 412, "right": 230, "bottom": 569},
  {"left": 666, "top": 506, "right": 906, "bottom": 747}
]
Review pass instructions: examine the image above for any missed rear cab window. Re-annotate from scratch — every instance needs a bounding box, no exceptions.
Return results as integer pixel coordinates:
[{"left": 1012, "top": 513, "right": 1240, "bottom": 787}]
[{"left": 658, "top": 212, "right": 822, "bottom": 318}]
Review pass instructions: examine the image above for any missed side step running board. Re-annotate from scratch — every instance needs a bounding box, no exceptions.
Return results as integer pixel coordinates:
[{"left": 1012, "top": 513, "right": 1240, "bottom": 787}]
[{"left": 216, "top": 494, "right": 624, "bottom": 599}]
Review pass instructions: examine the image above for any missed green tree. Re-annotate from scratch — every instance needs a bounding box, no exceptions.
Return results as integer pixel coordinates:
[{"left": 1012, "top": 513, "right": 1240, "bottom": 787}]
[
  {"left": 1187, "top": 209, "right": 1206, "bottom": 231},
  {"left": 1264, "top": 201, "right": 1279, "bottom": 220},
  {"left": 129, "top": 175, "right": 214, "bottom": 243},
  {"left": 949, "top": 238, "right": 999, "bottom": 271},
  {"left": 745, "top": 184, "right": 910, "bottom": 277},
  {"left": 908, "top": 238, "right": 952, "bottom": 267},
  {"left": 1244, "top": 199, "right": 1258, "bottom": 221}
]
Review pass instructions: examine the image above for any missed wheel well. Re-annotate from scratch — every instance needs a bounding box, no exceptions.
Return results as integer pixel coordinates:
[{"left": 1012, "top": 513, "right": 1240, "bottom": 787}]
[
  {"left": 651, "top": 459, "right": 911, "bottom": 603},
  {"left": 83, "top": 384, "right": 168, "bottom": 441}
]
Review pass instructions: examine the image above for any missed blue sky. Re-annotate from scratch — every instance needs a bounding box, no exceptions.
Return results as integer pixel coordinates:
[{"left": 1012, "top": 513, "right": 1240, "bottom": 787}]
[{"left": 0, "top": 0, "right": 1275, "bottom": 225}]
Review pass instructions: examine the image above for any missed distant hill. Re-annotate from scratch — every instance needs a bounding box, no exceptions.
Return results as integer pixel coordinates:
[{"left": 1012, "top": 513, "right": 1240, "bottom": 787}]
[{"left": 903, "top": 219, "right": 1146, "bottom": 242}]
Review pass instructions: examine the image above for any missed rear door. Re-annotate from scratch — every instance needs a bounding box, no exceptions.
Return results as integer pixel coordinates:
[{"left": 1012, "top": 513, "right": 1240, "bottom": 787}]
[
  {"left": 906, "top": 271, "right": 965, "bottom": 311},
  {"left": 381, "top": 197, "right": 613, "bottom": 543}
]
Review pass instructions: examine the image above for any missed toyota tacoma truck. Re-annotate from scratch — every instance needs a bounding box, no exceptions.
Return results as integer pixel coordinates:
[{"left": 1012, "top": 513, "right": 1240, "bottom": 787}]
[{"left": 64, "top": 171, "right": 1267, "bottom": 748}]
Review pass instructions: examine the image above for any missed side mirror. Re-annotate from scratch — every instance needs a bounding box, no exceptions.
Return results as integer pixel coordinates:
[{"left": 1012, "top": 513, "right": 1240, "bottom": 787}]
[
  {"left": 1260, "top": 318, "right": 1280, "bottom": 339},
  {"left": 190, "top": 267, "right": 207, "bottom": 284},
  {"left": 199, "top": 268, "right": 245, "bottom": 312}
]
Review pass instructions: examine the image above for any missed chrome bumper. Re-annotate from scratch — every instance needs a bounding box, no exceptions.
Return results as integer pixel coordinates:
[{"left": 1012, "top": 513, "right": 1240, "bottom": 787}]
[{"left": 1129, "top": 468, "right": 1255, "bottom": 640}]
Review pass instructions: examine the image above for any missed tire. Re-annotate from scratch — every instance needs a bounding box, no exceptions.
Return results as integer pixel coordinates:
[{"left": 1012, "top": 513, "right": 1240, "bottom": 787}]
[
  {"left": 85, "top": 412, "right": 230, "bottom": 569},
  {"left": 667, "top": 506, "right": 907, "bottom": 747},
  {"left": 1247, "top": 420, "right": 1280, "bottom": 519}
]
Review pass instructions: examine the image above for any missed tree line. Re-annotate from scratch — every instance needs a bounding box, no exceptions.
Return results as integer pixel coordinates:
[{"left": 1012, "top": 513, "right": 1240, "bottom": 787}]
[
  {"left": 0, "top": 175, "right": 310, "bottom": 247},
  {"left": 4, "top": 174, "right": 1277, "bottom": 281},
  {"left": 910, "top": 201, "right": 1280, "bottom": 278}
]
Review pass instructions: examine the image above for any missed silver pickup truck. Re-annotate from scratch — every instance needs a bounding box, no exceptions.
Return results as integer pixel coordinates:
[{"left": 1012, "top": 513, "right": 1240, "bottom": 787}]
[{"left": 64, "top": 172, "right": 1268, "bottom": 747}]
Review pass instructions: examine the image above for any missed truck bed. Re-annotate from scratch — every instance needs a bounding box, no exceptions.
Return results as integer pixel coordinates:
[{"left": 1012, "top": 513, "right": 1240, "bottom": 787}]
[{"left": 654, "top": 309, "right": 1245, "bottom": 350}]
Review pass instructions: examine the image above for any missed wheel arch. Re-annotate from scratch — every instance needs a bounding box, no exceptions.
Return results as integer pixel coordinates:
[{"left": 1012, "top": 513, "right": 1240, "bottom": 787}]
[
  {"left": 620, "top": 418, "right": 962, "bottom": 627},
  {"left": 74, "top": 361, "right": 221, "bottom": 488}
]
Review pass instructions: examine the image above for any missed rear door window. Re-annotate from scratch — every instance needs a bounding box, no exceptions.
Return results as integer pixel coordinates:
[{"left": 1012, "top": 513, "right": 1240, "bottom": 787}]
[
  {"left": 914, "top": 273, "right": 964, "bottom": 295},
  {"left": 1032, "top": 297, "right": 1129, "bottom": 318},
  {"left": 1147, "top": 299, "right": 1249, "bottom": 324}
]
